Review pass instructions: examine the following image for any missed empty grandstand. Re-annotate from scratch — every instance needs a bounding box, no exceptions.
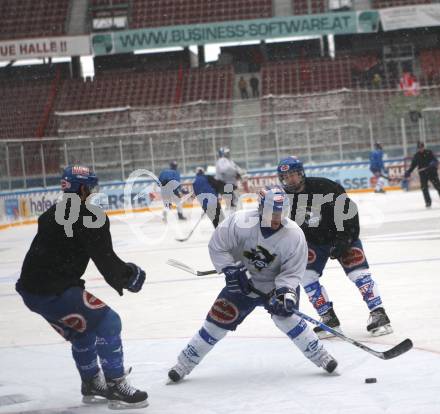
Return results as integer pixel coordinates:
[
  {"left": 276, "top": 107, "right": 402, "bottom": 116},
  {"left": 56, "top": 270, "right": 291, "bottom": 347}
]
[{"left": 1, "top": 0, "right": 440, "bottom": 189}]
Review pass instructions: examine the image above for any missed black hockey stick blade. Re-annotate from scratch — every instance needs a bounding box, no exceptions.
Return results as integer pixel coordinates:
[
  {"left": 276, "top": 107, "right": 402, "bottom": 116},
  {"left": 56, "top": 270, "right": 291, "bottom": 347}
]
[
  {"left": 166, "top": 258, "right": 217, "bottom": 276},
  {"left": 381, "top": 338, "right": 413, "bottom": 360},
  {"left": 247, "top": 284, "right": 413, "bottom": 360}
]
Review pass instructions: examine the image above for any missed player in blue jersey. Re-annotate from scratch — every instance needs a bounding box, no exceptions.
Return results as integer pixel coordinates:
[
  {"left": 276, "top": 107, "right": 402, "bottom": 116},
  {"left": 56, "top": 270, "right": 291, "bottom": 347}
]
[
  {"left": 159, "top": 160, "right": 188, "bottom": 221},
  {"left": 369, "top": 142, "right": 387, "bottom": 193},
  {"left": 192, "top": 167, "right": 225, "bottom": 228},
  {"left": 16, "top": 165, "right": 148, "bottom": 410}
]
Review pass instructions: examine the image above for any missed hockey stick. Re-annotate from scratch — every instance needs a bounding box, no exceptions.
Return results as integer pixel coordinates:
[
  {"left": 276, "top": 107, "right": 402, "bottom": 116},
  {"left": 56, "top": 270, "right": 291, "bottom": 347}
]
[
  {"left": 246, "top": 285, "right": 412, "bottom": 360},
  {"left": 167, "top": 259, "right": 413, "bottom": 360},
  {"left": 175, "top": 212, "right": 206, "bottom": 242},
  {"left": 167, "top": 258, "right": 217, "bottom": 275}
]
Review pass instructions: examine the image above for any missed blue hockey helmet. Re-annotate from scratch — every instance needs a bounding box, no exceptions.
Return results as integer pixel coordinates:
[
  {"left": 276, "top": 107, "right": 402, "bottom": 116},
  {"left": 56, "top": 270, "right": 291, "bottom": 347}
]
[
  {"left": 169, "top": 160, "right": 178, "bottom": 170},
  {"left": 258, "top": 186, "right": 290, "bottom": 227},
  {"left": 61, "top": 165, "right": 98, "bottom": 194},
  {"left": 218, "top": 147, "right": 230, "bottom": 158},
  {"left": 277, "top": 156, "right": 305, "bottom": 193}
]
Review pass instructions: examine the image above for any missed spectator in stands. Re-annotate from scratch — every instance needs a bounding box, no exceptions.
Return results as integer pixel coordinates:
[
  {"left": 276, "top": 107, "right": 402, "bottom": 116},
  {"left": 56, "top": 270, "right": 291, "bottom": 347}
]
[
  {"left": 250, "top": 75, "right": 260, "bottom": 97},
  {"left": 238, "top": 77, "right": 249, "bottom": 99},
  {"left": 372, "top": 73, "right": 382, "bottom": 89},
  {"left": 399, "top": 70, "right": 419, "bottom": 96}
]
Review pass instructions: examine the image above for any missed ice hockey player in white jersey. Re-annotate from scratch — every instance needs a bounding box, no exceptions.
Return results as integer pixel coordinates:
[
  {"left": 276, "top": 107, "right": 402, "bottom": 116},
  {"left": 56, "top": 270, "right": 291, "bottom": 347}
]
[
  {"left": 167, "top": 186, "right": 338, "bottom": 383},
  {"left": 215, "top": 147, "right": 245, "bottom": 210}
]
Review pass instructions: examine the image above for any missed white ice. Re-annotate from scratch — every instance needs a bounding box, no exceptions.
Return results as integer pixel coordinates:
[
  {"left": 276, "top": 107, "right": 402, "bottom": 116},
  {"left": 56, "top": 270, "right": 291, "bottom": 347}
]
[{"left": 1, "top": 189, "right": 440, "bottom": 414}]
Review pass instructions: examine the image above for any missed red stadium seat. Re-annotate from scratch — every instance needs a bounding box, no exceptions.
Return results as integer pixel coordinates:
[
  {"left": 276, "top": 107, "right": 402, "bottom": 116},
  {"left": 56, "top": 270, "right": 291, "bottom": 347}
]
[{"left": 0, "top": 0, "right": 70, "bottom": 40}]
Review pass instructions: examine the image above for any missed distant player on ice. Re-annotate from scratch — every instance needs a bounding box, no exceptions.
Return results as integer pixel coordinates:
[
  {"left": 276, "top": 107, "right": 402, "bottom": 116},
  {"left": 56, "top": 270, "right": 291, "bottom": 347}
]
[
  {"left": 192, "top": 166, "right": 225, "bottom": 228},
  {"left": 369, "top": 142, "right": 387, "bottom": 193},
  {"left": 215, "top": 147, "right": 245, "bottom": 211},
  {"left": 167, "top": 186, "right": 338, "bottom": 383},
  {"left": 277, "top": 157, "right": 393, "bottom": 338},
  {"left": 16, "top": 165, "right": 148, "bottom": 410},
  {"left": 404, "top": 141, "right": 440, "bottom": 208},
  {"left": 159, "top": 160, "right": 188, "bottom": 221}
]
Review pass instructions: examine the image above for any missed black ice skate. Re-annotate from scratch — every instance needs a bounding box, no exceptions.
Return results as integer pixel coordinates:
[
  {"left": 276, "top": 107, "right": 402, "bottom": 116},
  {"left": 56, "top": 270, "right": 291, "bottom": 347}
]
[
  {"left": 310, "top": 349, "right": 338, "bottom": 374},
  {"left": 81, "top": 371, "right": 107, "bottom": 404},
  {"left": 168, "top": 361, "right": 194, "bottom": 384},
  {"left": 313, "top": 308, "right": 342, "bottom": 339},
  {"left": 178, "top": 212, "right": 187, "bottom": 220},
  {"left": 106, "top": 373, "right": 148, "bottom": 410},
  {"left": 367, "top": 307, "right": 393, "bottom": 337}
]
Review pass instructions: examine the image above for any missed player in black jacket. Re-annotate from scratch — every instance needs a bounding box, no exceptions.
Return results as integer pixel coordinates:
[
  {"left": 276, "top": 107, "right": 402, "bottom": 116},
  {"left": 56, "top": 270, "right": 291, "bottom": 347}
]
[
  {"left": 277, "top": 157, "right": 392, "bottom": 337},
  {"left": 16, "top": 165, "right": 148, "bottom": 410},
  {"left": 404, "top": 141, "right": 440, "bottom": 207}
]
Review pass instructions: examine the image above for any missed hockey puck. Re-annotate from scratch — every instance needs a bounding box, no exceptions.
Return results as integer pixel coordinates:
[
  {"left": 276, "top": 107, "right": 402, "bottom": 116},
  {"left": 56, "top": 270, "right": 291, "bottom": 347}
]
[{"left": 365, "top": 378, "right": 377, "bottom": 383}]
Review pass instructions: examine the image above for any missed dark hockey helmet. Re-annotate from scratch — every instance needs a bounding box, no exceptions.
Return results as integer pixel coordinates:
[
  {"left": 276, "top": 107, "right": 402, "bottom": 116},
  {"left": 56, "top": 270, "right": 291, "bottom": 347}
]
[
  {"left": 277, "top": 156, "right": 305, "bottom": 192},
  {"left": 169, "top": 160, "right": 178, "bottom": 169},
  {"left": 258, "top": 186, "right": 290, "bottom": 225},
  {"left": 61, "top": 165, "right": 98, "bottom": 194}
]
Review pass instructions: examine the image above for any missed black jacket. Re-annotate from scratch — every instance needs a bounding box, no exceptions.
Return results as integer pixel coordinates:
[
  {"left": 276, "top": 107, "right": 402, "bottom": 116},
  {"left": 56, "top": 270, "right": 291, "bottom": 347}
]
[
  {"left": 407, "top": 149, "right": 438, "bottom": 176},
  {"left": 17, "top": 202, "right": 131, "bottom": 296},
  {"left": 285, "top": 177, "right": 360, "bottom": 246}
]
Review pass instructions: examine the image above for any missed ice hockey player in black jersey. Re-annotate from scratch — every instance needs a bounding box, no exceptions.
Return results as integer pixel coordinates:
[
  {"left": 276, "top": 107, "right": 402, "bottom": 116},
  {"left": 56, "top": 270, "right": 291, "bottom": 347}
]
[
  {"left": 277, "top": 157, "right": 393, "bottom": 338},
  {"left": 404, "top": 141, "right": 440, "bottom": 207},
  {"left": 15, "top": 165, "right": 148, "bottom": 410}
]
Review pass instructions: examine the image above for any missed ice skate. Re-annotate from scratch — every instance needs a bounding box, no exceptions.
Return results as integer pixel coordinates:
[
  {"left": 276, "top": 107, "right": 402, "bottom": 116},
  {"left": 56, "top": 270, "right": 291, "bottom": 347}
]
[
  {"left": 374, "top": 189, "right": 386, "bottom": 194},
  {"left": 367, "top": 307, "right": 393, "bottom": 337},
  {"left": 81, "top": 371, "right": 107, "bottom": 404},
  {"left": 178, "top": 212, "right": 187, "bottom": 221},
  {"left": 168, "top": 360, "right": 195, "bottom": 383},
  {"left": 106, "top": 373, "right": 148, "bottom": 410},
  {"left": 310, "top": 348, "right": 338, "bottom": 373},
  {"left": 313, "top": 308, "right": 342, "bottom": 339}
]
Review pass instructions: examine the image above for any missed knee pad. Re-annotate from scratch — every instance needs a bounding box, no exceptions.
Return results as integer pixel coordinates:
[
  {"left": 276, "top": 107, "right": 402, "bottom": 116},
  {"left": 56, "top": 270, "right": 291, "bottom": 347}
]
[
  {"left": 201, "top": 320, "right": 228, "bottom": 344},
  {"left": 347, "top": 267, "right": 370, "bottom": 283},
  {"left": 96, "top": 309, "right": 121, "bottom": 338},
  {"left": 302, "top": 269, "right": 320, "bottom": 286}
]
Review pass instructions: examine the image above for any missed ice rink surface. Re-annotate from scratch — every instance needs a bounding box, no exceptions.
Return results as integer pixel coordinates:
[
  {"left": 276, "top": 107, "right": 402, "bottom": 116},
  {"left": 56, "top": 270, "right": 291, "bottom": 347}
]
[{"left": 1, "top": 189, "right": 440, "bottom": 414}]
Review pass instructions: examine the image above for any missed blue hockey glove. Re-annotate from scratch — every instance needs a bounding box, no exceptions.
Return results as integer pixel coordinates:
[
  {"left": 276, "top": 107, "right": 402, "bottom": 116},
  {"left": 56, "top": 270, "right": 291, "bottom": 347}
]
[
  {"left": 404, "top": 170, "right": 411, "bottom": 178},
  {"left": 223, "top": 264, "right": 251, "bottom": 295},
  {"left": 125, "top": 263, "right": 146, "bottom": 293},
  {"left": 268, "top": 287, "right": 298, "bottom": 317},
  {"left": 330, "top": 238, "right": 351, "bottom": 259}
]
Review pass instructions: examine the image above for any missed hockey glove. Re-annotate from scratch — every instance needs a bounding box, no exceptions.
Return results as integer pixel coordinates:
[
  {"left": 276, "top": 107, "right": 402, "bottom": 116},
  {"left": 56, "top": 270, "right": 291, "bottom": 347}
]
[
  {"left": 268, "top": 287, "right": 298, "bottom": 317},
  {"left": 330, "top": 238, "right": 351, "bottom": 259},
  {"left": 125, "top": 263, "right": 146, "bottom": 293},
  {"left": 404, "top": 170, "right": 411, "bottom": 178},
  {"left": 223, "top": 264, "right": 251, "bottom": 295},
  {"left": 428, "top": 160, "right": 439, "bottom": 169}
]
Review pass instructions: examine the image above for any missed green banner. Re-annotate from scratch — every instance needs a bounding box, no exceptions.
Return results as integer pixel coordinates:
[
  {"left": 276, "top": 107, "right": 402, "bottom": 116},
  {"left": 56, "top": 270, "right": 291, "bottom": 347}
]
[{"left": 92, "top": 11, "right": 379, "bottom": 55}]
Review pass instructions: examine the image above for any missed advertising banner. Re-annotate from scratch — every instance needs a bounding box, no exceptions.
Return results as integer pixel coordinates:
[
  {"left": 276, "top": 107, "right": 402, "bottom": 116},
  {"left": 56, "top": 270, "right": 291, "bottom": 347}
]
[
  {"left": 92, "top": 11, "right": 379, "bottom": 55},
  {"left": 0, "top": 35, "right": 90, "bottom": 61},
  {"left": 379, "top": 4, "right": 440, "bottom": 31}
]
